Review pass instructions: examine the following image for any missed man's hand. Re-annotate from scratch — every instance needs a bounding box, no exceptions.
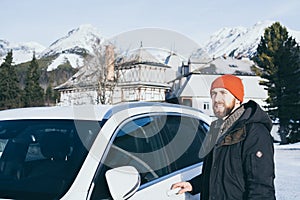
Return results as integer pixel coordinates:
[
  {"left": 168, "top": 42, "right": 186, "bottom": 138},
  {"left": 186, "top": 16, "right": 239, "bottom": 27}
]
[{"left": 171, "top": 181, "right": 193, "bottom": 194}]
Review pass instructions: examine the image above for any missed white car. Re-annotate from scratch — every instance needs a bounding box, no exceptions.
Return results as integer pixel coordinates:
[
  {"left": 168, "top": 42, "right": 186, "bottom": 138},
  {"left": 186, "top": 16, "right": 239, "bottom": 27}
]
[{"left": 0, "top": 102, "right": 211, "bottom": 200}]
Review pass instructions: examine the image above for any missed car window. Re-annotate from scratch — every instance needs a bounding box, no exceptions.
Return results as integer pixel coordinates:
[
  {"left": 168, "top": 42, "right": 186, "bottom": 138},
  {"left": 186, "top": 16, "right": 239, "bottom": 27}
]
[
  {"left": 105, "top": 116, "right": 169, "bottom": 182},
  {"left": 159, "top": 115, "right": 208, "bottom": 172},
  {"left": 90, "top": 114, "right": 209, "bottom": 200},
  {"left": 0, "top": 119, "right": 101, "bottom": 200},
  {"left": 90, "top": 115, "right": 168, "bottom": 200}
]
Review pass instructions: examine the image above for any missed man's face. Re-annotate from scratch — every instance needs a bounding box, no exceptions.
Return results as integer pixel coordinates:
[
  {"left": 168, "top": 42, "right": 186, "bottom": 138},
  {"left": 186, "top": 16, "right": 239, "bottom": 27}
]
[{"left": 211, "top": 88, "right": 236, "bottom": 119}]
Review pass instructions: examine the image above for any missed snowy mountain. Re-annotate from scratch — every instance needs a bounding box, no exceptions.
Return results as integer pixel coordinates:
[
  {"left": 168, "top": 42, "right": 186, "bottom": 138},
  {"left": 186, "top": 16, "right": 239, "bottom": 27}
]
[
  {"left": 202, "top": 20, "right": 300, "bottom": 58},
  {"left": 0, "top": 39, "right": 45, "bottom": 64},
  {"left": 0, "top": 24, "right": 103, "bottom": 71},
  {"left": 42, "top": 24, "right": 103, "bottom": 57},
  {"left": 41, "top": 24, "right": 104, "bottom": 71},
  {"left": 1, "top": 21, "right": 300, "bottom": 72}
]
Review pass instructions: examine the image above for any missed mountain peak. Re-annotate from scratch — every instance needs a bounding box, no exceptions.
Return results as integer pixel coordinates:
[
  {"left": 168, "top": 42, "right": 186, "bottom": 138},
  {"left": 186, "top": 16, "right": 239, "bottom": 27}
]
[
  {"left": 42, "top": 24, "right": 103, "bottom": 57},
  {"left": 67, "top": 24, "right": 102, "bottom": 38},
  {"left": 203, "top": 20, "right": 300, "bottom": 58}
]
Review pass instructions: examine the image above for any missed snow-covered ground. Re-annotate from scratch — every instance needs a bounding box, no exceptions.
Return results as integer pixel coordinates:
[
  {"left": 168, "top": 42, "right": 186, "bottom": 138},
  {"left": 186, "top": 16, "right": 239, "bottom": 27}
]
[{"left": 274, "top": 142, "right": 300, "bottom": 200}]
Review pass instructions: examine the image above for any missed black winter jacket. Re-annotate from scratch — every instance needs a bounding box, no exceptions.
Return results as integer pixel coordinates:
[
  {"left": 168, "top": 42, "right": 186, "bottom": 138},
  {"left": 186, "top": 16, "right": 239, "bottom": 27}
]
[{"left": 189, "top": 100, "right": 276, "bottom": 200}]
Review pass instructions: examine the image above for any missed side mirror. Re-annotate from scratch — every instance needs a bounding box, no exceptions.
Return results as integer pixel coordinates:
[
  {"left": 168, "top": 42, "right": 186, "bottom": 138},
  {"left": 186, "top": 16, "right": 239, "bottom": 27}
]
[{"left": 105, "top": 166, "right": 140, "bottom": 200}]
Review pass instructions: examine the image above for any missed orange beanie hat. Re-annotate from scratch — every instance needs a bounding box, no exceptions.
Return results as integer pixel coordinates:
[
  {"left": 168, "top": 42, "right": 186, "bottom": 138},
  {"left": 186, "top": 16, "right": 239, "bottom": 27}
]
[{"left": 210, "top": 74, "right": 244, "bottom": 102}]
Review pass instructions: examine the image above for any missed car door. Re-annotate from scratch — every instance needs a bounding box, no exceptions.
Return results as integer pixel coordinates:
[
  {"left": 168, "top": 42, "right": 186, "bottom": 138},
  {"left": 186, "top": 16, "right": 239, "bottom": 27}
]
[
  {"left": 89, "top": 114, "right": 169, "bottom": 199},
  {"left": 129, "top": 114, "right": 208, "bottom": 200},
  {"left": 89, "top": 113, "right": 208, "bottom": 200}
]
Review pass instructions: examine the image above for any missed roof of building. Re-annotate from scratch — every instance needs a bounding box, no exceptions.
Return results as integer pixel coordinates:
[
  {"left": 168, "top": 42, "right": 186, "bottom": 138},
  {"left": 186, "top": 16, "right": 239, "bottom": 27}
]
[
  {"left": 117, "top": 47, "right": 170, "bottom": 68},
  {"left": 56, "top": 46, "right": 175, "bottom": 91},
  {"left": 55, "top": 64, "right": 100, "bottom": 90},
  {"left": 178, "top": 73, "right": 268, "bottom": 100},
  {"left": 190, "top": 56, "right": 256, "bottom": 75}
]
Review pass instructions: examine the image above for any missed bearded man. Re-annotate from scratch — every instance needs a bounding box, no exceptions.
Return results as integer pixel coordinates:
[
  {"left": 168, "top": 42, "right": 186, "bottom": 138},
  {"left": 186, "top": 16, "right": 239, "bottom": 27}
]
[{"left": 172, "top": 74, "right": 276, "bottom": 200}]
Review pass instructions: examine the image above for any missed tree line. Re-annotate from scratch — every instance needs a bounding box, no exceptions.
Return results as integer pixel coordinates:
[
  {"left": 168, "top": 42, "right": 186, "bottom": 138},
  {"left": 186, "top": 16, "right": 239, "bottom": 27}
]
[{"left": 0, "top": 51, "right": 58, "bottom": 110}]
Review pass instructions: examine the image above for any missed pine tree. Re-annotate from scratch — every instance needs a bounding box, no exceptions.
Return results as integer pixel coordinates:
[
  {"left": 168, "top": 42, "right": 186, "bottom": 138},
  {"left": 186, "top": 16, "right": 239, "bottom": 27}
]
[
  {"left": 45, "top": 84, "right": 53, "bottom": 106},
  {"left": 23, "top": 53, "right": 44, "bottom": 107},
  {"left": 253, "top": 22, "right": 300, "bottom": 144},
  {"left": 45, "top": 83, "right": 59, "bottom": 106},
  {"left": 282, "top": 39, "right": 300, "bottom": 143},
  {"left": 0, "top": 50, "right": 22, "bottom": 110}
]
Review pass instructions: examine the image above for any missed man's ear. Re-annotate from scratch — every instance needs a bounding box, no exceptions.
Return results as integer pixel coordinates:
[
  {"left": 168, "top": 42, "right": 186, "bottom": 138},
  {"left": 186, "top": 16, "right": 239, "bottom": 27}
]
[{"left": 235, "top": 99, "right": 241, "bottom": 106}]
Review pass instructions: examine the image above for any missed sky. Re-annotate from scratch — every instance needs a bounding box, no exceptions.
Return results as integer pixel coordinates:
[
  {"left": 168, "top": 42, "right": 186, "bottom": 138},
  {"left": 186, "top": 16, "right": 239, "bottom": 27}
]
[{"left": 1, "top": 0, "right": 300, "bottom": 47}]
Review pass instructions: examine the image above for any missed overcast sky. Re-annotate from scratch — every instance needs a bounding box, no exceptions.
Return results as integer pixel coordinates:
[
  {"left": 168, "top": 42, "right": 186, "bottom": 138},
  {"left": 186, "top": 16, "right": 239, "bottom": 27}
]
[{"left": 1, "top": 0, "right": 300, "bottom": 47}]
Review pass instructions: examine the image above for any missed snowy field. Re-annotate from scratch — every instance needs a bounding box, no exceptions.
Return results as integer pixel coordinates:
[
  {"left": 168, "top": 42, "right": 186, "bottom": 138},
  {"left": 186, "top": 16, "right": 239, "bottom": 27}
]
[{"left": 274, "top": 142, "right": 300, "bottom": 200}]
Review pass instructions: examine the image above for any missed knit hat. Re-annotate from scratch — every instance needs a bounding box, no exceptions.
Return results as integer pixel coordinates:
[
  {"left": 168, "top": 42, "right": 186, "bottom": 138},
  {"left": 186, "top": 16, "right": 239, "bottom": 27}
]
[{"left": 210, "top": 74, "right": 244, "bottom": 102}]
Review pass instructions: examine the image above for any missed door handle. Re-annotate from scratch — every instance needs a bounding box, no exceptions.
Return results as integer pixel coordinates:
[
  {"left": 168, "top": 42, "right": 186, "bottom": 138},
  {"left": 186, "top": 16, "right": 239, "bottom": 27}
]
[{"left": 167, "top": 188, "right": 181, "bottom": 197}]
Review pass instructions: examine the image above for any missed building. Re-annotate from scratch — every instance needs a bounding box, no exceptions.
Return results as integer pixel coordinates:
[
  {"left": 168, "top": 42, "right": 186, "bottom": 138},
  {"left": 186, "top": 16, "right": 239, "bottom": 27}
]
[
  {"left": 55, "top": 44, "right": 268, "bottom": 116},
  {"left": 113, "top": 47, "right": 171, "bottom": 103},
  {"left": 55, "top": 45, "right": 172, "bottom": 105}
]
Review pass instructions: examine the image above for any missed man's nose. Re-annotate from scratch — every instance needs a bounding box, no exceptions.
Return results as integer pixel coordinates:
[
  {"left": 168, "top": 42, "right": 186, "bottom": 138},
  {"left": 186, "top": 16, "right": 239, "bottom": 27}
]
[{"left": 214, "top": 92, "right": 223, "bottom": 101}]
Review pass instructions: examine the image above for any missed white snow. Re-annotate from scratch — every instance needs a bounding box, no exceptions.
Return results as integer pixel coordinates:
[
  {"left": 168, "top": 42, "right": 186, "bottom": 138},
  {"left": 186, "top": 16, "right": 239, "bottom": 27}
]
[
  {"left": 270, "top": 123, "right": 300, "bottom": 200},
  {"left": 288, "top": 29, "right": 300, "bottom": 43},
  {"left": 47, "top": 53, "right": 83, "bottom": 71},
  {"left": 0, "top": 41, "right": 45, "bottom": 64},
  {"left": 1, "top": 24, "right": 103, "bottom": 71},
  {"left": 41, "top": 24, "right": 103, "bottom": 71},
  {"left": 274, "top": 142, "right": 300, "bottom": 200},
  {"left": 41, "top": 24, "right": 103, "bottom": 57},
  {"left": 203, "top": 20, "right": 300, "bottom": 58}
]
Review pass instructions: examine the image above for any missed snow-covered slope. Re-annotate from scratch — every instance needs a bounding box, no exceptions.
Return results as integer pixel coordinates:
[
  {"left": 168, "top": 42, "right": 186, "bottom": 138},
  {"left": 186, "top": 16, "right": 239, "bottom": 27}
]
[
  {"left": 46, "top": 53, "right": 84, "bottom": 71},
  {"left": 0, "top": 39, "right": 45, "bottom": 64},
  {"left": 203, "top": 26, "right": 248, "bottom": 57},
  {"left": 41, "top": 24, "right": 103, "bottom": 71},
  {"left": 288, "top": 29, "right": 300, "bottom": 43},
  {"left": 203, "top": 21, "right": 300, "bottom": 58},
  {"left": 41, "top": 24, "right": 103, "bottom": 57},
  {"left": 0, "top": 24, "right": 103, "bottom": 71},
  {"left": 0, "top": 40, "right": 9, "bottom": 57}
]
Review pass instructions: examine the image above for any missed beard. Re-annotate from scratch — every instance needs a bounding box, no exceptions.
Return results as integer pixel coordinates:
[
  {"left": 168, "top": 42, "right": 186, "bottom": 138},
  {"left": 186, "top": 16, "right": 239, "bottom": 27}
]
[{"left": 213, "top": 98, "right": 236, "bottom": 119}]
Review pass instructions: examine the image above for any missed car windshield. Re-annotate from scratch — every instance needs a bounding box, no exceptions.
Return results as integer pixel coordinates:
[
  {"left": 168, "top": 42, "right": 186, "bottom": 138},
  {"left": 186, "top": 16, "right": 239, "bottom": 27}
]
[{"left": 0, "top": 119, "right": 102, "bottom": 199}]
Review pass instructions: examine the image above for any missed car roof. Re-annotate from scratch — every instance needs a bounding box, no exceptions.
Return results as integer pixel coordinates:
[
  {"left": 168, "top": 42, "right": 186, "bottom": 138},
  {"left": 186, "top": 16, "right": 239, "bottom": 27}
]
[
  {"left": 0, "top": 105, "right": 112, "bottom": 121},
  {"left": 0, "top": 102, "right": 211, "bottom": 123}
]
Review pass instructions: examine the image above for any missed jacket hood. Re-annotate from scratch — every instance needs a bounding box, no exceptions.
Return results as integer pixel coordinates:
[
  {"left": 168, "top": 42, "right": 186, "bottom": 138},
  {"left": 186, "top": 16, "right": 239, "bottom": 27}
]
[{"left": 241, "top": 100, "right": 273, "bottom": 132}]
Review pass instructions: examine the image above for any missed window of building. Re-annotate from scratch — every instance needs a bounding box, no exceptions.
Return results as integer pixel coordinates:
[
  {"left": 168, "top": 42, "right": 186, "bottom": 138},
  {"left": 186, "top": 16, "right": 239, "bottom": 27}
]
[
  {"left": 182, "top": 98, "right": 192, "bottom": 107},
  {"left": 203, "top": 102, "right": 210, "bottom": 110}
]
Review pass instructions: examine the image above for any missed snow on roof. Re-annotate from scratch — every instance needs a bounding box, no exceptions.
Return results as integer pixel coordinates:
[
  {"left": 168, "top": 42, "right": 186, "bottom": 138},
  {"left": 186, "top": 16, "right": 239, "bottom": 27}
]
[
  {"left": 55, "top": 64, "right": 99, "bottom": 90},
  {"left": 179, "top": 74, "right": 268, "bottom": 100},
  {"left": 119, "top": 47, "right": 168, "bottom": 67},
  {"left": 192, "top": 56, "right": 255, "bottom": 75},
  {"left": 179, "top": 74, "right": 213, "bottom": 97}
]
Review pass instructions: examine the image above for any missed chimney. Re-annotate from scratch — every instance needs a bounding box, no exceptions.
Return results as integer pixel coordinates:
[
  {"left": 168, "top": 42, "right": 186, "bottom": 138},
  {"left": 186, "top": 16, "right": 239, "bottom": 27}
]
[
  {"left": 105, "top": 45, "right": 115, "bottom": 81},
  {"left": 181, "top": 61, "right": 190, "bottom": 75}
]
